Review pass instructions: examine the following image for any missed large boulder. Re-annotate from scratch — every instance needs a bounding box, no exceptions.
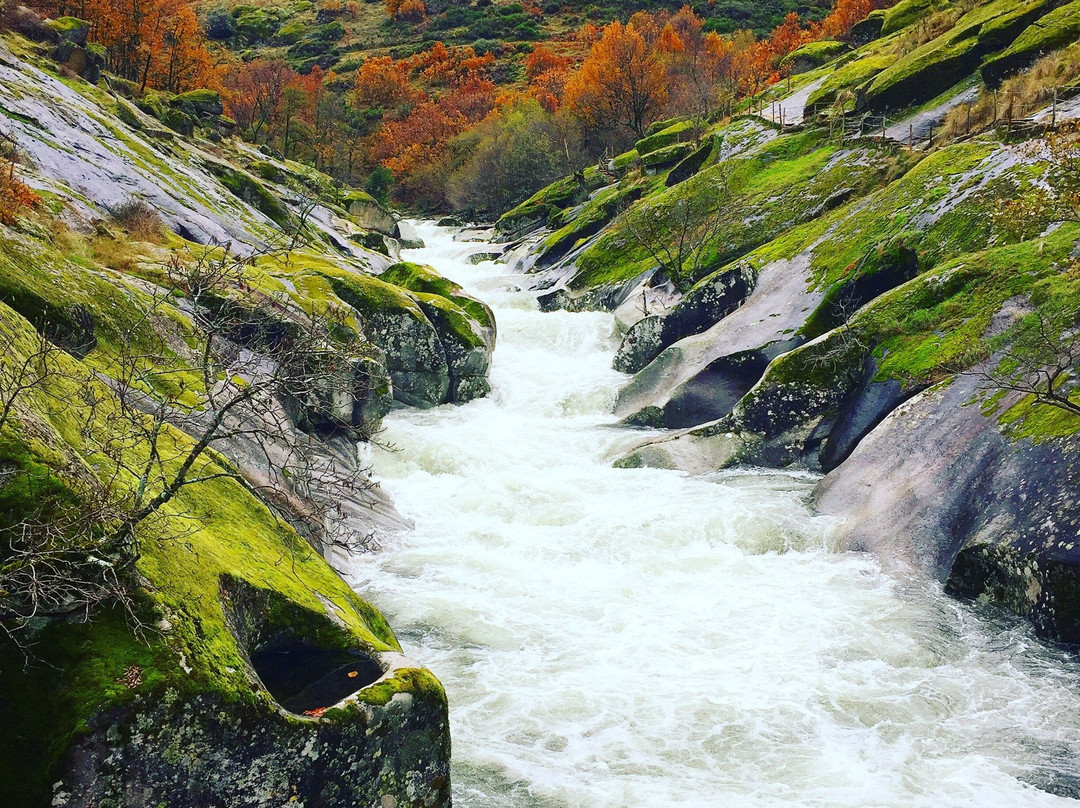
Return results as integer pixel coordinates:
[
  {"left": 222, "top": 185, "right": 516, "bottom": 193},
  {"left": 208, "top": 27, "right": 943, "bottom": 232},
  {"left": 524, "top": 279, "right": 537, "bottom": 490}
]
[
  {"left": 379, "top": 261, "right": 495, "bottom": 402},
  {"left": 345, "top": 191, "right": 398, "bottom": 237},
  {"left": 780, "top": 40, "right": 847, "bottom": 75},
  {"left": 816, "top": 372, "right": 1080, "bottom": 644},
  {"left": 174, "top": 89, "right": 226, "bottom": 118},
  {"left": 328, "top": 273, "right": 451, "bottom": 408},
  {"left": 325, "top": 263, "right": 495, "bottom": 408},
  {"left": 614, "top": 261, "right": 756, "bottom": 374}
]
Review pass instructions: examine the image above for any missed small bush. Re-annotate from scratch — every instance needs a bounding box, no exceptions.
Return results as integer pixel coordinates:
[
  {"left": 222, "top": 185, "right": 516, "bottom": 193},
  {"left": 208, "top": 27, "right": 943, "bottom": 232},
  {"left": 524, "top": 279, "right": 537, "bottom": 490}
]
[{"left": 110, "top": 199, "right": 165, "bottom": 242}]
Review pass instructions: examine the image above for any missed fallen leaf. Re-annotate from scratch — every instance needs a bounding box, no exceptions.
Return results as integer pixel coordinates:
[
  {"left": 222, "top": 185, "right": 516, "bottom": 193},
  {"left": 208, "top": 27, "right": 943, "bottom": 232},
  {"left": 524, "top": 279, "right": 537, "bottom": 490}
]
[
  {"left": 347, "top": 671, "right": 358, "bottom": 678},
  {"left": 303, "top": 707, "right": 327, "bottom": 717}
]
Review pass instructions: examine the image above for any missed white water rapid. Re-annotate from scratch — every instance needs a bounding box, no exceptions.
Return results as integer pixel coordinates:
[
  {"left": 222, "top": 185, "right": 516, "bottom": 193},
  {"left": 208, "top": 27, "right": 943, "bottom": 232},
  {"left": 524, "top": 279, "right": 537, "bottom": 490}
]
[{"left": 344, "top": 222, "right": 1080, "bottom": 808}]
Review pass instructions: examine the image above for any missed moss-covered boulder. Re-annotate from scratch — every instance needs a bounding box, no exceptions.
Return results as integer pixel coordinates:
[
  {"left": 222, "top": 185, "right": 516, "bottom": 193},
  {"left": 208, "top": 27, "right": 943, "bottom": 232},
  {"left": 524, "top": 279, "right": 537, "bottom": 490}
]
[
  {"left": 378, "top": 261, "right": 495, "bottom": 337},
  {"left": 379, "top": 261, "right": 495, "bottom": 402},
  {"left": 665, "top": 139, "right": 714, "bottom": 187},
  {"left": 322, "top": 262, "right": 494, "bottom": 408},
  {"left": 614, "top": 262, "right": 756, "bottom": 374},
  {"left": 46, "top": 15, "right": 89, "bottom": 45},
  {"left": 861, "top": 0, "right": 1055, "bottom": 112},
  {"left": 495, "top": 174, "right": 593, "bottom": 238},
  {"left": 325, "top": 272, "right": 451, "bottom": 408},
  {"left": 781, "top": 40, "right": 848, "bottom": 74},
  {"left": 635, "top": 119, "right": 694, "bottom": 156},
  {"left": 805, "top": 52, "right": 892, "bottom": 111},
  {"left": 981, "top": 0, "right": 1080, "bottom": 86},
  {"left": 849, "top": 8, "right": 886, "bottom": 45},
  {"left": 345, "top": 190, "right": 397, "bottom": 237},
  {"left": 174, "top": 88, "right": 225, "bottom": 118},
  {"left": 641, "top": 141, "right": 696, "bottom": 173}
]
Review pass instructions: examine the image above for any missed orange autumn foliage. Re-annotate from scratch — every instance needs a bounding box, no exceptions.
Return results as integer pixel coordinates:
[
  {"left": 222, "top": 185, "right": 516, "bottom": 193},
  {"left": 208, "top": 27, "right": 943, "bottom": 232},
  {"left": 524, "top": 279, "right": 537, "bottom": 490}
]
[
  {"left": 0, "top": 158, "right": 39, "bottom": 226},
  {"left": 822, "top": 0, "right": 876, "bottom": 37},
  {"left": 525, "top": 45, "right": 570, "bottom": 82},
  {"left": 354, "top": 55, "right": 419, "bottom": 110},
  {"left": 397, "top": 0, "right": 425, "bottom": 21},
  {"left": 525, "top": 45, "right": 571, "bottom": 112},
  {"left": 563, "top": 20, "right": 668, "bottom": 141},
  {"left": 35, "top": 0, "right": 213, "bottom": 91}
]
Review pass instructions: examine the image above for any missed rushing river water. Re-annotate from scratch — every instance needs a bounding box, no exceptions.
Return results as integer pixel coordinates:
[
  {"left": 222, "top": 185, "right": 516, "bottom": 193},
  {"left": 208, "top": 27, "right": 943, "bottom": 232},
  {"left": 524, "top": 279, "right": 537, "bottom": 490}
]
[{"left": 344, "top": 223, "right": 1080, "bottom": 807}]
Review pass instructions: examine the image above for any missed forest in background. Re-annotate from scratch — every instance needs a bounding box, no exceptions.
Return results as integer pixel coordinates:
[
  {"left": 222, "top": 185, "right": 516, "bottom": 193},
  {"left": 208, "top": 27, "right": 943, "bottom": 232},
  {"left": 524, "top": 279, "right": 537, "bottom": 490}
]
[{"left": 6, "top": 0, "right": 888, "bottom": 214}]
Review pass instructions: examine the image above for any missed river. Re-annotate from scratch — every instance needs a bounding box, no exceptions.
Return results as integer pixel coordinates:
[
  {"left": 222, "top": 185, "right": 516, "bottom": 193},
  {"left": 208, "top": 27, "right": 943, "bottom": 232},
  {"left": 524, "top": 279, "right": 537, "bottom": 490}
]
[{"left": 344, "top": 222, "right": 1080, "bottom": 808}]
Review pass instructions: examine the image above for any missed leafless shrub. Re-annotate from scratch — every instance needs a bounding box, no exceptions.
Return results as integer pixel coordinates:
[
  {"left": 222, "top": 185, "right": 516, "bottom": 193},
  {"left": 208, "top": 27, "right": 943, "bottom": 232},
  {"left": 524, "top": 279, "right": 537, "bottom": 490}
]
[
  {"left": 0, "top": 236, "right": 385, "bottom": 639},
  {"left": 111, "top": 199, "right": 166, "bottom": 242}
]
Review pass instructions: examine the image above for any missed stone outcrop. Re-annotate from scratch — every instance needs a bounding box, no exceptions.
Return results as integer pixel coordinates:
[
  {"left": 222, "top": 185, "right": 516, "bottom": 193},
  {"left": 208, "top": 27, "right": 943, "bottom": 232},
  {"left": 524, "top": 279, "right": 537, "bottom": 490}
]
[{"left": 816, "top": 372, "right": 1080, "bottom": 644}]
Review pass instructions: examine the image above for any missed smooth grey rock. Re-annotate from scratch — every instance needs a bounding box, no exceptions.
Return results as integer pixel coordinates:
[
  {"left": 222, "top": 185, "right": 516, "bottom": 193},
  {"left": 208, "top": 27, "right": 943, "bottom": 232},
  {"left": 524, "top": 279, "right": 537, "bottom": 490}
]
[
  {"left": 614, "top": 262, "right": 756, "bottom": 374},
  {"left": 815, "top": 372, "right": 1080, "bottom": 643}
]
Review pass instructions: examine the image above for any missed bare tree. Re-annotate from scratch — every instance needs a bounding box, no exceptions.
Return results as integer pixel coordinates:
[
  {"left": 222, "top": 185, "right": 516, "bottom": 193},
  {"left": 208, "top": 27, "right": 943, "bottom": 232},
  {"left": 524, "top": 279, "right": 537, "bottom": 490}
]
[
  {"left": 0, "top": 238, "right": 385, "bottom": 637},
  {"left": 619, "top": 172, "right": 733, "bottom": 286},
  {"left": 969, "top": 303, "right": 1080, "bottom": 419}
]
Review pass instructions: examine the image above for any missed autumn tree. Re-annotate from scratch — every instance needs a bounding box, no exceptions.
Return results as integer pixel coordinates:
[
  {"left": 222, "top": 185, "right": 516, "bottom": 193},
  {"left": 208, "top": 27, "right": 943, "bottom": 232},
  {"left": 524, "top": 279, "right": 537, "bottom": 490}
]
[
  {"left": 354, "top": 55, "right": 418, "bottom": 111},
  {"left": 0, "top": 135, "right": 40, "bottom": 225},
  {"left": 656, "top": 7, "right": 731, "bottom": 122},
  {"left": 44, "top": 0, "right": 216, "bottom": 91},
  {"left": 223, "top": 59, "right": 295, "bottom": 143},
  {"left": 525, "top": 45, "right": 571, "bottom": 113},
  {"left": 564, "top": 20, "right": 668, "bottom": 150},
  {"left": 822, "top": 0, "right": 875, "bottom": 38}
]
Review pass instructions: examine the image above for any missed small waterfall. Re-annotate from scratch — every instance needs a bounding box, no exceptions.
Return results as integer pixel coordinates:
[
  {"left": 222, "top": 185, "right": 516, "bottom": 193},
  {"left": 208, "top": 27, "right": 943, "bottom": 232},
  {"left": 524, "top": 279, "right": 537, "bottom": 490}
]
[{"left": 344, "top": 222, "right": 1080, "bottom": 808}]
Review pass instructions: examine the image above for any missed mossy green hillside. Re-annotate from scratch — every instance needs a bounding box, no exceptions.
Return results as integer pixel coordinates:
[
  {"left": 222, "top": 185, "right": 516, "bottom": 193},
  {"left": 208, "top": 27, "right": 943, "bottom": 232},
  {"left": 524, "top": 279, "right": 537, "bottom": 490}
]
[
  {"left": 807, "top": 141, "right": 1026, "bottom": 288},
  {"left": 634, "top": 120, "right": 695, "bottom": 156},
  {"left": 805, "top": 50, "right": 894, "bottom": 110},
  {"left": 862, "top": 0, "right": 1054, "bottom": 112},
  {"left": 0, "top": 300, "right": 402, "bottom": 806},
  {"left": 780, "top": 39, "right": 848, "bottom": 73},
  {"left": 881, "top": 0, "right": 954, "bottom": 37},
  {"left": 981, "top": 0, "right": 1080, "bottom": 86},
  {"left": 570, "top": 129, "right": 902, "bottom": 293}
]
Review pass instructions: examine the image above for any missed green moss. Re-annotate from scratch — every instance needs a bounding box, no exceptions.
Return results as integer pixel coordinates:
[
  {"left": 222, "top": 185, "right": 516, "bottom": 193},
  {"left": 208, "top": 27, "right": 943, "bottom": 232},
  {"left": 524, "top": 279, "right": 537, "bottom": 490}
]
[
  {"left": 640, "top": 141, "right": 695, "bottom": 169},
  {"left": 322, "top": 268, "right": 425, "bottom": 320},
  {"left": 806, "top": 52, "right": 893, "bottom": 109},
  {"left": 981, "top": 0, "right": 1080, "bottom": 85},
  {"left": 378, "top": 261, "right": 493, "bottom": 329},
  {"left": 780, "top": 39, "right": 848, "bottom": 72},
  {"left": 205, "top": 162, "right": 294, "bottom": 229},
  {"left": 352, "top": 667, "right": 445, "bottom": 708},
  {"left": 635, "top": 120, "right": 694, "bottom": 156},
  {"left": 495, "top": 174, "right": 594, "bottom": 235},
  {"left": 612, "top": 149, "right": 640, "bottom": 169},
  {"left": 854, "top": 227, "right": 1078, "bottom": 384},
  {"left": 46, "top": 16, "right": 89, "bottom": 39},
  {"left": 881, "top": 0, "right": 953, "bottom": 36},
  {"left": 412, "top": 291, "right": 485, "bottom": 350},
  {"left": 807, "top": 141, "right": 1006, "bottom": 288}
]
